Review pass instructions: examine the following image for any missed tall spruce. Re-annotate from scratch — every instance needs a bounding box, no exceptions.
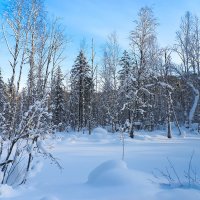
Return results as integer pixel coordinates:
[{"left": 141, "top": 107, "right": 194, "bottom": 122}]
[
  {"left": 70, "top": 50, "right": 93, "bottom": 132},
  {"left": 118, "top": 51, "right": 138, "bottom": 137},
  {"left": 51, "top": 66, "right": 65, "bottom": 130},
  {"left": 118, "top": 51, "right": 135, "bottom": 122}
]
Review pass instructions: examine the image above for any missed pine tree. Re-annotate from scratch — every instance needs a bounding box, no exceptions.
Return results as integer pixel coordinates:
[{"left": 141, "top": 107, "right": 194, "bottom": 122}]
[
  {"left": 51, "top": 66, "right": 65, "bottom": 130},
  {"left": 118, "top": 51, "right": 133, "bottom": 90},
  {"left": 70, "top": 50, "right": 93, "bottom": 132},
  {"left": 118, "top": 51, "right": 134, "bottom": 121},
  {"left": 118, "top": 51, "right": 137, "bottom": 137}
]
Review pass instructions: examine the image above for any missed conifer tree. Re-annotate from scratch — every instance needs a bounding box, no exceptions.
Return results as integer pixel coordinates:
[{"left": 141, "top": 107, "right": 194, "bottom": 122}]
[
  {"left": 70, "top": 50, "right": 93, "bottom": 131},
  {"left": 118, "top": 51, "right": 138, "bottom": 137},
  {"left": 118, "top": 50, "right": 135, "bottom": 122},
  {"left": 51, "top": 66, "right": 65, "bottom": 130},
  {"left": 118, "top": 51, "right": 133, "bottom": 89}
]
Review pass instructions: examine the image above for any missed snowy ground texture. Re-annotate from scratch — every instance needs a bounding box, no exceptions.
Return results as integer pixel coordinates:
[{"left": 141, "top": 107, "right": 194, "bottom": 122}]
[{"left": 1, "top": 127, "right": 200, "bottom": 200}]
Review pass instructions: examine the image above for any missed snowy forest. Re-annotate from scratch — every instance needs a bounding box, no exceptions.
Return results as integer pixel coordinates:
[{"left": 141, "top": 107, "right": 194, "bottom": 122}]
[{"left": 0, "top": 0, "right": 200, "bottom": 199}]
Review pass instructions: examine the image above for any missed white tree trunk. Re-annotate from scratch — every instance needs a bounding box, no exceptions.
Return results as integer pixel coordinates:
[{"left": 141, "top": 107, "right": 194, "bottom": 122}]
[{"left": 188, "top": 82, "right": 199, "bottom": 127}]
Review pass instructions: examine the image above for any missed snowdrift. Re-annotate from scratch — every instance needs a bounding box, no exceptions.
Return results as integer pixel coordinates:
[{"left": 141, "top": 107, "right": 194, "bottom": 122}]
[
  {"left": 0, "top": 184, "right": 16, "bottom": 198},
  {"left": 87, "top": 160, "right": 134, "bottom": 186}
]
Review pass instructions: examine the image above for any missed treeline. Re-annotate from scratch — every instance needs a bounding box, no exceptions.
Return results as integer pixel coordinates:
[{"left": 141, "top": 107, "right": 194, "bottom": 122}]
[
  {"left": 0, "top": 2, "right": 200, "bottom": 135},
  {"left": 44, "top": 8, "right": 200, "bottom": 135},
  {"left": 0, "top": 0, "right": 200, "bottom": 185}
]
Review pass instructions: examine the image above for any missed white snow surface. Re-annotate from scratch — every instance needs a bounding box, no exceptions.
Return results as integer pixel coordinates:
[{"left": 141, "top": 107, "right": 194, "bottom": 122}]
[
  {"left": 0, "top": 184, "right": 17, "bottom": 198},
  {"left": 1, "top": 127, "right": 200, "bottom": 200}
]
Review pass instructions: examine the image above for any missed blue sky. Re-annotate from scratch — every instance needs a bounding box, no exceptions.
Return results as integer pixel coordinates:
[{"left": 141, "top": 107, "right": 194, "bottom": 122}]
[
  {"left": 45, "top": 0, "right": 200, "bottom": 66},
  {"left": 46, "top": 0, "right": 200, "bottom": 46},
  {"left": 1, "top": 0, "right": 200, "bottom": 83}
]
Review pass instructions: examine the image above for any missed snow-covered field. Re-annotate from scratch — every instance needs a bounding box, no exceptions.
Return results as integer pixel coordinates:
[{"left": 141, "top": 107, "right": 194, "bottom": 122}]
[{"left": 1, "top": 128, "right": 200, "bottom": 200}]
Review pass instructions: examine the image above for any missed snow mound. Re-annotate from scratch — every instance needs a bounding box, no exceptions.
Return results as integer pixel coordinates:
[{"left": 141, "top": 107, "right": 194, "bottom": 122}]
[
  {"left": 92, "top": 127, "right": 108, "bottom": 138},
  {"left": 68, "top": 137, "right": 77, "bottom": 143},
  {"left": 40, "top": 195, "right": 59, "bottom": 200},
  {"left": 0, "top": 184, "right": 16, "bottom": 198},
  {"left": 93, "top": 127, "right": 108, "bottom": 135},
  {"left": 87, "top": 160, "right": 134, "bottom": 186},
  {"left": 90, "top": 127, "right": 111, "bottom": 141}
]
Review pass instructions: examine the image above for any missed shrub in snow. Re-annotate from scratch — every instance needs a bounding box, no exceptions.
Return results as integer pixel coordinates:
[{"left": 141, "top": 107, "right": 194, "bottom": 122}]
[
  {"left": 153, "top": 152, "right": 200, "bottom": 189},
  {"left": 0, "top": 95, "right": 59, "bottom": 186},
  {"left": 87, "top": 160, "right": 134, "bottom": 186}
]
